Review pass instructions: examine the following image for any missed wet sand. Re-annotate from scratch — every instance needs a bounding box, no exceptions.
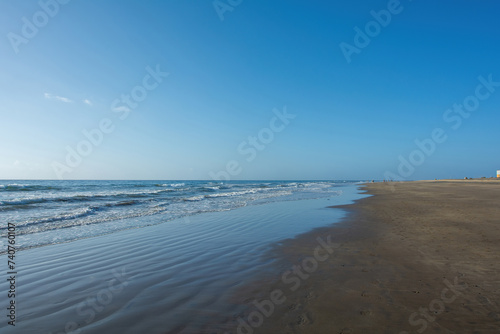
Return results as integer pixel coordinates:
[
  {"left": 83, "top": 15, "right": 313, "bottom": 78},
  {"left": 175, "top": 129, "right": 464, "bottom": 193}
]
[{"left": 218, "top": 180, "right": 500, "bottom": 333}]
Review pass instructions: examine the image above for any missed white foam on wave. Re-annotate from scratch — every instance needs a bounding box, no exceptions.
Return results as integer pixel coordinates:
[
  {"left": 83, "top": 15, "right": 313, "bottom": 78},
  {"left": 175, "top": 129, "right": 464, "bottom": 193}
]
[
  {"left": 0, "top": 187, "right": 176, "bottom": 206},
  {"left": 17, "top": 206, "right": 98, "bottom": 228},
  {"left": 205, "top": 189, "right": 258, "bottom": 198},
  {"left": 184, "top": 195, "right": 204, "bottom": 201},
  {"left": 2, "top": 181, "right": 356, "bottom": 253}
]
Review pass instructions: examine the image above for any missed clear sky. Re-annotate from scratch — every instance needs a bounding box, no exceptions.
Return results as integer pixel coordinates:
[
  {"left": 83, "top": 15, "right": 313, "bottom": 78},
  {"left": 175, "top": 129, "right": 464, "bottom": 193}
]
[{"left": 1, "top": 0, "right": 499, "bottom": 180}]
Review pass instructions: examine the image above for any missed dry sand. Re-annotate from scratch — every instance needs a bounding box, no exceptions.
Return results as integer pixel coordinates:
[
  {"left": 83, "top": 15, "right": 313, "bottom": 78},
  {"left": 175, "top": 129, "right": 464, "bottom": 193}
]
[{"left": 216, "top": 180, "right": 500, "bottom": 333}]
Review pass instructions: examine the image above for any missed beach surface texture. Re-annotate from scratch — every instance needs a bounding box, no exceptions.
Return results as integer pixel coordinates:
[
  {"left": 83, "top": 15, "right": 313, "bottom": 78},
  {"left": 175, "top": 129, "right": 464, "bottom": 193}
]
[{"left": 221, "top": 180, "right": 500, "bottom": 334}]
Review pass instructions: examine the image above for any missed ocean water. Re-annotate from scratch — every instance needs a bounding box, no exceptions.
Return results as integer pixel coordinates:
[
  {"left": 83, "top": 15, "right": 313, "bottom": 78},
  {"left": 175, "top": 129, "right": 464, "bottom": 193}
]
[{"left": 0, "top": 180, "right": 363, "bottom": 253}]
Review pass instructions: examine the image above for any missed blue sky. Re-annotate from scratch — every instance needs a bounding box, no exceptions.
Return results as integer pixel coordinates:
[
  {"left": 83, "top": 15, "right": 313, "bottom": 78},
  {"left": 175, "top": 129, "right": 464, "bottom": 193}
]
[{"left": 1, "top": 0, "right": 499, "bottom": 180}]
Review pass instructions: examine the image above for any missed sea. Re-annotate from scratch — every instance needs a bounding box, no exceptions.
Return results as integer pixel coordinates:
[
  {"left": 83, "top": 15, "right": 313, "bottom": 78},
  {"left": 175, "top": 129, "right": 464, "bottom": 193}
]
[{"left": 0, "top": 180, "right": 364, "bottom": 253}]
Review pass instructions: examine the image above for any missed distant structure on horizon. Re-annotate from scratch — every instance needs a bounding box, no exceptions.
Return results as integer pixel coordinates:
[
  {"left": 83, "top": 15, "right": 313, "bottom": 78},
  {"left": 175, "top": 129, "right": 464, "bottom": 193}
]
[{"left": 497, "top": 170, "right": 500, "bottom": 178}]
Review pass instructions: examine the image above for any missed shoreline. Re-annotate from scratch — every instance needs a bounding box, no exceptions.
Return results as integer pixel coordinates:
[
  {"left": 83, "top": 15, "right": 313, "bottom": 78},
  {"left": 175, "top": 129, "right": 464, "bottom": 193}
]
[
  {"left": 215, "top": 180, "right": 500, "bottom": 333},
  {"left": 0, "top": 183, "right": 365, "bottom": 334}
]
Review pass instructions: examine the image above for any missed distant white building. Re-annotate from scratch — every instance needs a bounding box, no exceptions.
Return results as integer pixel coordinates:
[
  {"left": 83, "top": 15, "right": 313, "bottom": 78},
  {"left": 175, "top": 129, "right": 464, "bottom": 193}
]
[{"left": 497, "top": 170, "right": 500, "bottom": 178}]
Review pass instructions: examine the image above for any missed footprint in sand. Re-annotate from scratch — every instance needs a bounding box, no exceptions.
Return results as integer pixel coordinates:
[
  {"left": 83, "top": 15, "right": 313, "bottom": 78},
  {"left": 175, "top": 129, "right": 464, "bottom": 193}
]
[
  {"left": 359, "top": 309, "right": 372, "bottom": 316},
  {"left": 296, "top": 313, "right": 312, "bottom": 325},
  {"left": 476, "top": 294, "right": 490, "bottom": 305},
  {"left": 487, "top": 312, "right": 500, "bottom": 321}
]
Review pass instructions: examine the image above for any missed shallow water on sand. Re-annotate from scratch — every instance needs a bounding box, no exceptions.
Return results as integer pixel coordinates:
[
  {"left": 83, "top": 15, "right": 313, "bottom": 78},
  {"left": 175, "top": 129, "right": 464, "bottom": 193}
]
[{"left": 0, "top": 184, "right": 367, "bottom": 334}]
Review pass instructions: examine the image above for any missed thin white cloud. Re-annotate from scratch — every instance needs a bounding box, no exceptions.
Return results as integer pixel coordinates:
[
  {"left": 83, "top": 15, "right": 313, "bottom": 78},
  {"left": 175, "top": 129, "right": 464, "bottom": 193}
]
[
  {"left": 44, "top": 93, "right": 73, "bottom": 103},
  {"left": 83, "top": 99, "right": 93, "bottom": 106},
  {"left": 112, "top": 106, "right": 131, "bottom": 112}
]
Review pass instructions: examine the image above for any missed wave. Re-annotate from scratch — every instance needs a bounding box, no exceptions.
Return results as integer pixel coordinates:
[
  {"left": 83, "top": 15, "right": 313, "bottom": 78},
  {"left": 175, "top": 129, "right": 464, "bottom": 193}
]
[
  {"left": 108, "top": 200, "right": 140, "bottom": 207},
  {"left": 0, "top": 184, "right": 61, "bottom": 192},
  {"left": 1, "top": 184, "right": 289, "bottom": 207},
  {"left": 0, "top": 181, "right": 356, "bottom": 252},
  {"left": 182, "top": 188, "right": 288, "bottom": 201},
  {"left": 1, "top": 206, "right": 98, "bottom": 229},
  {"left": 278, "top": 182, "right": 303, "bottom": 188},
  {"left": 182, "top": 189, "right": 258, "bottom": 201},
  {"left": 1, "top": 200, "right": 143, "bottom": 231},
  {"left": 205, "top": 189, "right": 258, "bottom": 198},
  {"left": 0, "top": 188, "right": 177, "bottom": 207},
  {"left": 184, "top": 195, "right": 204, "bottom": 201},
  {"left": 198, "top": 186, "right": 219, "bottom": 192},
  {"left": 0, "top": 182, "right": 342, "bottom": 209},
  {"left": 0, "top": 203, "right": 40, "bottom": 212},
  {"left": 0, "top": 197, "right": 48, "bottom": 206}
]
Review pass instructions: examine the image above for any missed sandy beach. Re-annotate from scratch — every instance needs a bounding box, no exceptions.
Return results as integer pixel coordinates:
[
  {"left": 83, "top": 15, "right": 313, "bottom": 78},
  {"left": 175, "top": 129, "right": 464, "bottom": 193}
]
[{"left": 219, "top": 180, "right": 500, "bottom": 333}]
